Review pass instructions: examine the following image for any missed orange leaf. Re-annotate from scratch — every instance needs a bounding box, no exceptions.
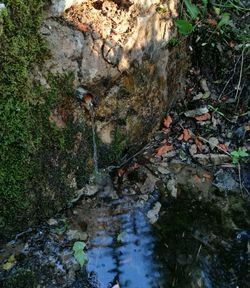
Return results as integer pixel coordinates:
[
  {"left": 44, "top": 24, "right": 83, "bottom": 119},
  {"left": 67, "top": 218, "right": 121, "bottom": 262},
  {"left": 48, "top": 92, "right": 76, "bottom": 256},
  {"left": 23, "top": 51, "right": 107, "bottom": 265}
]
[
  {"left": 117, "top": 168, "right": 125, "bottom": 177},
  {"left": 203, "top": 172, "right": 211, "bottom": 181},
  {"left": 218, "top": 143, "right": 228, "bottom": 153},
  {"left": 183, "top": 128, "right": 191, "bottom": 141},
  {"left": 76, "top": 22, "right": 89, "bottom": 32},
  {"left": 193, "top": 175, "right": 201, "bottom": 184},
  {"left": 195, "top": 137, "right": 203, "bottom": 152},
  {"left": 207, "top": 18, "right": 217, "bottom": 27},
  {"left": 163, "top": 116, "right": 172, "bottom": 128},
  {"left": 156, "top": 144, "right": 173, "bottom": 156},
  {"left": 163, "top": 128, "right": 170, "bottom": 135},
  {"left": 178, "top": 134, "right": 183, "bottom": 140},
  {"left": 195, "top": 113, "right": 210, "bottom": 121}
]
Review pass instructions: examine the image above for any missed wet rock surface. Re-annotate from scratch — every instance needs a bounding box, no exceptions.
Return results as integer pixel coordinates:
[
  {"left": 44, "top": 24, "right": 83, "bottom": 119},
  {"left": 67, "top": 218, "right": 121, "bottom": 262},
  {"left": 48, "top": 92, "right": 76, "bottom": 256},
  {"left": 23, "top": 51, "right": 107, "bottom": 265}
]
[
  {"left": 42, "top": 0, "right": 188, "bottom": 149},
  {"left": 0, "top": 153, "right": 249, "bottom": 287}
]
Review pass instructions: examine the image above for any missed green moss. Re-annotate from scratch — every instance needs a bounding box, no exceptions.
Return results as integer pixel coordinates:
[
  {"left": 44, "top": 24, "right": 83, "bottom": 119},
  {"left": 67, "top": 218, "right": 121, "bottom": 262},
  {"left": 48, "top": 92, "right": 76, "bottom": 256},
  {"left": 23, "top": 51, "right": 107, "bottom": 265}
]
[
  {"left": 3, "top": 269, "right": 37, "bottom": 288},
  {"left": 98, "top": 127, "right": 128, "bottom": 167},
  {"left": 0, "top": 2, "right": 93, "bottom": 239}
]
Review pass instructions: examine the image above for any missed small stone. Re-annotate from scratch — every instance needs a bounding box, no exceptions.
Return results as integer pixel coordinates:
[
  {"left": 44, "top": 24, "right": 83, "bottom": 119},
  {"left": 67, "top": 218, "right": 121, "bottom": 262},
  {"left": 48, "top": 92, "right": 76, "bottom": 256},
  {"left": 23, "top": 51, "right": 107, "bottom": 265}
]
[
  {"left": 65, "top": 257, "right": 80, "bottom": 272},
  {"left": 66, "top": 229, "right": 88, "bottom": 241},
  {"left": 147, "top": 202, "right": 161, "bottom": 224},
  {"left": 157, "top": 166, "right": 170, "bottom": 175},
  {"left": 213, "top": 169, "right": 240, "bottom": 193},
  {"left": 189, "top": 144, "right": 197, "bottom": 156},
  {"left": 167, "top": 178, "right": 178, "bottom": 198},
  {"left": 208, "top": 137, "right": 219, "bottom": 150},
  {"left": 47, "top": 218, "right": 58, "bottom": 226},
  {"left": 60, "top": 250, "right": 73, "bottom": 263}
]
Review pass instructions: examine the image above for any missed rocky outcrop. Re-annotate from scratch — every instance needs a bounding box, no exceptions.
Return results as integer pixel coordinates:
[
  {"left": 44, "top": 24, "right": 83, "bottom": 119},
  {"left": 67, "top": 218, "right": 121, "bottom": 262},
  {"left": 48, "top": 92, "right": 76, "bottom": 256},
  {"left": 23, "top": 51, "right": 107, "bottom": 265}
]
[{"left": 42, "top": 0, "right": 188, "bottom": 156}]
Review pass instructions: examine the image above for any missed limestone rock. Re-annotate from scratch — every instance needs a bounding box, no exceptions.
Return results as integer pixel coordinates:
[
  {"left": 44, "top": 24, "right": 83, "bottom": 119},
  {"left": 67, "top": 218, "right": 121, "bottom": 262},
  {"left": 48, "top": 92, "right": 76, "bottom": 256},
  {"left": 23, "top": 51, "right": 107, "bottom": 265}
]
[{"left": 42, "top": 0, "right": 188, "bottom": 149}]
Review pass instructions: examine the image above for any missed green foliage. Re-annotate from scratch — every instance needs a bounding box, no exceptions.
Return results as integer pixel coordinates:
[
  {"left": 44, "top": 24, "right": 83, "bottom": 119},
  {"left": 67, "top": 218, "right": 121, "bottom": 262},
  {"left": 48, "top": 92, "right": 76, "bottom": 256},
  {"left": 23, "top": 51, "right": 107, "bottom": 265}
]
[
  {"left": 3, "top": 269, "right": 37, "bottom": 288},
  {"left": 230, "top": 149, "right": 249, "bottom": 164},
  {"left": 73, "top": 241, "right": 88, "bottom": 268},
  {"left": 0, "top": 1, "right": 79, "bottom": 239},
  {"left": 175, "top": 19, "right": 193, "bottom": 35},
  {"left": 217, "top": 12, "right": 230, "bottom": 29},
  {"left": 184, "top": 0, "right": 200, "bottom": 19}
]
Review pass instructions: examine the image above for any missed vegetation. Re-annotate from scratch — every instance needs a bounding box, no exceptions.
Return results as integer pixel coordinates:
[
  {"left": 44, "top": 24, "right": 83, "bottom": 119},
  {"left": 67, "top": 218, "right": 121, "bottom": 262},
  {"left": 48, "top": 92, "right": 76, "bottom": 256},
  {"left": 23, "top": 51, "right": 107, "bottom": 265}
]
[{"left": 0, "top": 1, "right": 93, "bottom": 239}]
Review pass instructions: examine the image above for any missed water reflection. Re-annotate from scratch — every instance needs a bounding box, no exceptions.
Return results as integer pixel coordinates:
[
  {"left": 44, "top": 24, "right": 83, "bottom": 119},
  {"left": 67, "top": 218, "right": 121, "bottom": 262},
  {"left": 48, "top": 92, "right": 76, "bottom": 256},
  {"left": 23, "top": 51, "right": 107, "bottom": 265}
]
[{"left": 86, "top": 195, "right": 163, "bottom": 288}]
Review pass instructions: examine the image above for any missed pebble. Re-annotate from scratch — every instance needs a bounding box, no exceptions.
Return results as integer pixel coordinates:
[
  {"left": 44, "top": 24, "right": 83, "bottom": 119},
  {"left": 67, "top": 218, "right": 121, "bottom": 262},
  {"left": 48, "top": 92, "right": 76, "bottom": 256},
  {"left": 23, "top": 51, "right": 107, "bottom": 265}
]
[
  {"left": 147, "top": 202, "right": 161, "bottom": 224},
  {"left": 66, "top": 229, "right": 88, "bottom": 241}
]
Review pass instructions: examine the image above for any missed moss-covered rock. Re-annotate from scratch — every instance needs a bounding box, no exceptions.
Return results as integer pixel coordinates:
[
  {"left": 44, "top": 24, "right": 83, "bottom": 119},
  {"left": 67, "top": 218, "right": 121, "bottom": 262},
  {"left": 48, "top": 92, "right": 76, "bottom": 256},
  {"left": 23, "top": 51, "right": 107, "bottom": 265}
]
[{"left": 3, "top": 269, "right": 37, "bottom": 288}]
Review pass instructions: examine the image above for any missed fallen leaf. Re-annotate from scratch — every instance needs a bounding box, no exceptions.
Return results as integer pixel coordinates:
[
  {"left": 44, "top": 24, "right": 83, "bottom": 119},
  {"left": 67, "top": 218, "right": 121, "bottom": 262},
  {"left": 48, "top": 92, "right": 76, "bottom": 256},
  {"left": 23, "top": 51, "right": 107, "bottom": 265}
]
[
  {"left": 183, "top": 128, "right": 191, "bottom": 141},
  {"left": 178, "top": 134, "right": 183, "bottom": 140},
  {"left": 195, "top": 113, "right": 210, "bottom": 121},
  {"left": 163, "top": 128, "right": 171, "bottom": 134},
  {"left": 193, "top": 175, "right": 201, "bottom": 184},
  {"left": 218, "top": 143, "right": 228, "bottom": 153},
  {"left": 195, "top": 137, "right": 204, "bottom": 152},
  {"left": 76, "top": 22, "right": 89, "bottom": 32},
  {"left": 203, "top": 172, "right": 211, "bottom": 181},
  {"left": 163, "top": 115, "right": 172, "bottom": 128},
  {"left": 156, "top": 144, "right": 173, "bottom": 156},
  {"left": 117, "top": 168, "right": 125, "bottom": 177},
  {"left": 185, "top": 107, "right": 209, "bottom": 117},
  {"left": 207, "top": 18, "right": 217, "bottom": 27},
  {"left": 2, "top": 255, "right": 16, "bottom": 270}
]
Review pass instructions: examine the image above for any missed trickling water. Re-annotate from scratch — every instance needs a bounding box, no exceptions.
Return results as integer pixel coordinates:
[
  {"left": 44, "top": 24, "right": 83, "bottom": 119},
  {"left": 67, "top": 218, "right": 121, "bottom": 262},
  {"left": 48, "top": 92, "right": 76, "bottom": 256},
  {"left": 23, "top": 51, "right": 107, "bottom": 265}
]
[{"left": 89, "top": 103, "right": 98, "bottom": 175}]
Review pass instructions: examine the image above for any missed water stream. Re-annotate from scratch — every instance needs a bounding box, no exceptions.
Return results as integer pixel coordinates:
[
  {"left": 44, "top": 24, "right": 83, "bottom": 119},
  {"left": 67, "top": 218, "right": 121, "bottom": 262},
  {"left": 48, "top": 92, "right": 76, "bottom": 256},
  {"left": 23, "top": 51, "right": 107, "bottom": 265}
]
[
  {"left": 89, "top": 102, "right": 98, "bottom": 175},
  {"left": 0, "top": 102, "right": 249, "bottom": 287}
]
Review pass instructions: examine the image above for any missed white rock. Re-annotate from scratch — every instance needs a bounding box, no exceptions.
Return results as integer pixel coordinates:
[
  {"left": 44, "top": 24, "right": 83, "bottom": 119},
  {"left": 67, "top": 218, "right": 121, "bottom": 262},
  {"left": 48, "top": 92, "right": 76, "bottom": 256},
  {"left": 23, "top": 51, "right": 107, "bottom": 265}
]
[
  {"left": 147, "top": 202, "right": 161, "bottom": 224},
  {"left": 50, "top": 0, "right": 85, "bottom": 16}
]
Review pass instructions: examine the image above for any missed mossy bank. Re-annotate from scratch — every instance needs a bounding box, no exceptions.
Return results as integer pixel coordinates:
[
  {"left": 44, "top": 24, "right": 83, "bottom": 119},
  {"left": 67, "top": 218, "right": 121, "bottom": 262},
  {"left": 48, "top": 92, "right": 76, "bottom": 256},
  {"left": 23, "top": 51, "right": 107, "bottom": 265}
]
[{"left": 0, "top": 1, "right": 95, "bottom": 240}]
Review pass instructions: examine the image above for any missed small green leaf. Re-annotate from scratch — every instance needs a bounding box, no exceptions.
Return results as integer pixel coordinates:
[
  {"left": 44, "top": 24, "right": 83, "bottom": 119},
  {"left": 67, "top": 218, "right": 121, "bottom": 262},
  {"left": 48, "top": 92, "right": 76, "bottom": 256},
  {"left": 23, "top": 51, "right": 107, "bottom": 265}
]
[
  {"left": 2, "top": 255, "right": 16, "bottom": 270},
  {"left": 184, "top": 0, "right": 200, "bottom": 19},
  {"left": 176, "top": 19, "right": 194, "bottom": 35},
  {"left": 117, "top": 231, "right": 128, "bottom": 242},
  {"left": 73, "top": 241, "right": 86, "bottom": 252},
  {"left": 230, "top": 151, "right": 239, "bottom": 157},
  {"left": 217, "top": 13, "right": 230, "bottom": 29},
  {"left": 238, "top": 150, "right": 249, "bottom": 157},
  {"left": 74, "top": 250, "right": 87, "bottom": 268}
]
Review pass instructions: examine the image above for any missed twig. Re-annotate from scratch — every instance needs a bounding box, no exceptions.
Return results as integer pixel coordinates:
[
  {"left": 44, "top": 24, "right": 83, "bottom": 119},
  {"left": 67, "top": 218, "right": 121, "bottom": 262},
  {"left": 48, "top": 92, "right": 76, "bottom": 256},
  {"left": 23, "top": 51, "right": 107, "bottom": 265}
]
[
  {"left": 218, "top": 56, "right": 241, "bottom": 100},
  {"left": 197, "top": 135, "right": 231, "bottom": 156},
  {"left": 235, "top": 47, "right": 245, "bottom": 109}
]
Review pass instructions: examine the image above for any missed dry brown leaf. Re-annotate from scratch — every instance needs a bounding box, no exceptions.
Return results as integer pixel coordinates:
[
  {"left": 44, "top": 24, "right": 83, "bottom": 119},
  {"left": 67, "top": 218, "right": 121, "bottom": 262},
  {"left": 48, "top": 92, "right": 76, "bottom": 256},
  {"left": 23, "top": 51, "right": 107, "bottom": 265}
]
[
  {"left": 76, "top": 22, "right": 89, "bottom": 32},
  {"left": 207, "top": 18, "right": 217, "bottom": 27},
  {"left": 195, "top": 113, "right": 210, "bottom": 121},
  {"left": 195, "top": 137, "right": 204, "bottom": 152},
  {"left": 193, "top": 175, "right": 201, "bottom": 184},
  {"left": 203, "top": 172, "right": 211, "bottom": 181},
  {"left": 163, "top": 115, "right": 172, "bottom": 128},
  {"left": 183, "top": 128, "right": 191, "bottom": 141},
  {"left": 117, "top": 168, "right": 125, "bottom": 177},
  {"left": 163, "top": 128, "right": 171, "bottom": 135},
  {"left": 156, "top": 144, "right": 173, "bottom": 156},
  {"left": 178, "top": 134, "right": 183, "bottom": 140},
  {"left": 218, "top": 143, "right": 228, "bottom": 153}
]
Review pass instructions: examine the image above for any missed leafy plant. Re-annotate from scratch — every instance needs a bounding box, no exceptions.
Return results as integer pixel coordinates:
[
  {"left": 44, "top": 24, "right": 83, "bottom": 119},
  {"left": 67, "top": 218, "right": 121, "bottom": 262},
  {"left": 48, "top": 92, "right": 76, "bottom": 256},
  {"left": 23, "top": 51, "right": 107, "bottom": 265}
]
[
  {"left": 175, "top": 19, "right": 194, "bottom": 35},
  {"left": 230, "top": 148, "right": 249, "bottom": 164},
  {"left": 73, "top": 241, "right": 88, "bottom": 268},
  {"left": 184, "top": 0, "right": 200, "bottom": 19}
]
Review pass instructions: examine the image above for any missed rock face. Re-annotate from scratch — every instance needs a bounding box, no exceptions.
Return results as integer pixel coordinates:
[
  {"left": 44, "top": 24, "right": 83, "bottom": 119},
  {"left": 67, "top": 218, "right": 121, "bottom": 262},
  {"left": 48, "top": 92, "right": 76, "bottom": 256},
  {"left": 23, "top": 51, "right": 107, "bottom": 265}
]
[
  {"left": 50, "top": 0, "right": 85, "bottom": 16},
  {"left": 42, "top": 0, "right": 188, "bottom": 160}
]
